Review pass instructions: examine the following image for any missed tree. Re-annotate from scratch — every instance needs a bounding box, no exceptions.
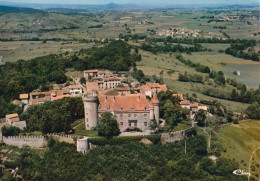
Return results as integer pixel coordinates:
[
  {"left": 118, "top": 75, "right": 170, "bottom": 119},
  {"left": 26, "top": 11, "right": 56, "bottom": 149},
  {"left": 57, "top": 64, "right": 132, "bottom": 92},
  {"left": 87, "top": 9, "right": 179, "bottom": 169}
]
[
  {"left": 96, "top": 112, "right": 120, "bottom": 138},
  {"left": 195, "top": 110, "right": 206, "bottom": 127},
  {"left": 2, "top": 126, "right": 21, "bottom": 136},
  {"left": 80, "top": 77, "right": 86, "bottom": 85}
]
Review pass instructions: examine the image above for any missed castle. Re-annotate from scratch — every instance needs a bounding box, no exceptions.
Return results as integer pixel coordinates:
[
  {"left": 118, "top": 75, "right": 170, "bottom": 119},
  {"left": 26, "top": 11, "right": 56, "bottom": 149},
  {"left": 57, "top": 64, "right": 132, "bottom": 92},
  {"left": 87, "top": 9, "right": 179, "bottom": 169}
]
[{"left": 83, "top": 91, "right": 160, "bottom": 131}]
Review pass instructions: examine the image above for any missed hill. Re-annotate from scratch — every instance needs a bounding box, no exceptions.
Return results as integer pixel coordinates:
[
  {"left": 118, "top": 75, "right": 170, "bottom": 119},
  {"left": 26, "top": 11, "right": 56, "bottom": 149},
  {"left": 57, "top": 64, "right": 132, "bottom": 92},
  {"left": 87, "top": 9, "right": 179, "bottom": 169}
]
[
  {"left": 218, "top": 120, "right": 260, "bottom": 180},
  {"left": 0, "top": 5, "right": 43, "bottom": 13}
]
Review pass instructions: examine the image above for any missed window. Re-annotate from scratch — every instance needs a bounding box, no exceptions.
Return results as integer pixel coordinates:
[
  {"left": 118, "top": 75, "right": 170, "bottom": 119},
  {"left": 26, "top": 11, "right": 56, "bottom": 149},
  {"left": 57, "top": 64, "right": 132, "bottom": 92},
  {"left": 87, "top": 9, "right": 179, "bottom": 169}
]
[
  {"left": 134, "top": 122, "right": 137, "bottom": 127},
  {"left": 128, "top": 114, "right": 131, "bottom": 117},
  {"left": 129, "top": 123, "right": 131, "bottom": 127},
  {"left": 87, "top": 124, "right": 89, "bottom": 127},
  {"left": 144, "top": 114, "right": 147, "bottom": 119},
  {"left": 144, "top": 122, "right": 147, "bottom": 126},
  {"left": 120, "top": 114, "right": 123, "bottom": 119},
  {"left": 134, "top": 114, "right": 137, "bottom": 118},
  {"left": 120, "top": 122, "right": 123, "bottom": 126}
]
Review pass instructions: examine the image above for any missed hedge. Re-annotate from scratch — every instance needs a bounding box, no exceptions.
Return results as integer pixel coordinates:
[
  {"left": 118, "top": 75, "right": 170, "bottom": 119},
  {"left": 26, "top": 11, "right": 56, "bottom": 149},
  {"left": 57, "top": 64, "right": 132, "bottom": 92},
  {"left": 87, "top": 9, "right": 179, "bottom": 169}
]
[{"left": 88, "top": 134, "right": 161, "bottom": 146}]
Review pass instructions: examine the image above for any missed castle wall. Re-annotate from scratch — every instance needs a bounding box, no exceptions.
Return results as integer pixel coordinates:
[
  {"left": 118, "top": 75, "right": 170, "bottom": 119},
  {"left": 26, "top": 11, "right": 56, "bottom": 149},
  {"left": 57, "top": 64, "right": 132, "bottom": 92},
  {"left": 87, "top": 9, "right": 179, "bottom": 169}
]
[
  {"left": 160, "top": 128, "right": 191, "bottom": 144},
  {"left": 3, "top": 136, "right": 47, "bottom": 148},
  {"left": 47, "top": 134, "right": 76, "bottom": 144}
]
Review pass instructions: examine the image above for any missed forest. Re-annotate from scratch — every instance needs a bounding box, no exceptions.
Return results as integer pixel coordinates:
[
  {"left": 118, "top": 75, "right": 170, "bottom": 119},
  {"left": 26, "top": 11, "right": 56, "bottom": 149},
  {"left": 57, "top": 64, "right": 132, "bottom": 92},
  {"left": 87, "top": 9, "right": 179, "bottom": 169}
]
[
  {"left": 0, "top": 40, "right": 141, "bottom": 117},
  {"left": 7, "top": 135, "right": 246, "bottom": 181}
]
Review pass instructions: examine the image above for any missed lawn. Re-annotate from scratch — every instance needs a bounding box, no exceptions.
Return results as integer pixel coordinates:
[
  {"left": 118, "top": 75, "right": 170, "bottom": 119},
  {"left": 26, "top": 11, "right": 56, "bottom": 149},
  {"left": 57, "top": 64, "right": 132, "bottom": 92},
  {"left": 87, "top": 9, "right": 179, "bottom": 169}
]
[
  {"left": 218, "top": 120, "right": 260, "bottom": 180},
  {"left": 72, "top": 119, "right": 98, "bottom": 137}
]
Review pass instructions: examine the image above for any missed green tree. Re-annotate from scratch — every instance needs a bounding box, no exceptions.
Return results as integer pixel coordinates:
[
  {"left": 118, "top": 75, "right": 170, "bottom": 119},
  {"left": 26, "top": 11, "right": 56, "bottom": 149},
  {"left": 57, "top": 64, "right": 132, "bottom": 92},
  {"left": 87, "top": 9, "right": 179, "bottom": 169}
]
[
  {"left": 96, "top": 112, "right": 120, "bottom": 138},
  {"left": 80, "top": 77, "right": 86, "bottom": 84},
  {"left": 195, "top": 109, "right": 206, "bottom": 127}
]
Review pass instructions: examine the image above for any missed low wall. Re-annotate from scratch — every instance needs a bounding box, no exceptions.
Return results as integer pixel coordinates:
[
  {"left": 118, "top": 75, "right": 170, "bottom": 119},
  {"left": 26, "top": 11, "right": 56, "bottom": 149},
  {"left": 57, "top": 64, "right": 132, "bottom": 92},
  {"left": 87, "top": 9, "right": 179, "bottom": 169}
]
[
  {"left": 160, "top": 128, "right": 191, "bottom": 144},
  {"left": 47, "top": 134, "right": 76, "bottom": 144},
  {"left": 3, "top": 136, "right": 47, "bottom": 148}
]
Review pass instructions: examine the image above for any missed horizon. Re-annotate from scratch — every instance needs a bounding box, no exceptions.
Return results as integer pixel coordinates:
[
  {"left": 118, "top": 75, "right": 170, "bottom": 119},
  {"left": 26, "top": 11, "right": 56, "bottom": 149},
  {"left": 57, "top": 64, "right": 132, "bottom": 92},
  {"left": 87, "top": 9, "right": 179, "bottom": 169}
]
[{"left": 1, "top": 0, "right": 260, "bottom": 5}]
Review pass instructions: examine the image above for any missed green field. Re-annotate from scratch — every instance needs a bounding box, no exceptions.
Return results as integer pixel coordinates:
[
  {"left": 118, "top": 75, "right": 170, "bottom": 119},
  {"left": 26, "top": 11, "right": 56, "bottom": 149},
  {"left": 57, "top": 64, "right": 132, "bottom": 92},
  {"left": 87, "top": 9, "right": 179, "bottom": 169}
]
[{"left": 218, "top": 120, "right": 260, "bottom": 179}]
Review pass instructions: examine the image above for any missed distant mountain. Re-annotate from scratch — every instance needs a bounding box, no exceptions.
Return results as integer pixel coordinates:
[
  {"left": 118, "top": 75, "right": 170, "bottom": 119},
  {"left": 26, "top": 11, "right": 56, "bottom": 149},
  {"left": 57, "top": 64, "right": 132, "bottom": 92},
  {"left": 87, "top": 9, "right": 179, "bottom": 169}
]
[{"left": 0, "top": 5, "right": 43, "bottom": 13}]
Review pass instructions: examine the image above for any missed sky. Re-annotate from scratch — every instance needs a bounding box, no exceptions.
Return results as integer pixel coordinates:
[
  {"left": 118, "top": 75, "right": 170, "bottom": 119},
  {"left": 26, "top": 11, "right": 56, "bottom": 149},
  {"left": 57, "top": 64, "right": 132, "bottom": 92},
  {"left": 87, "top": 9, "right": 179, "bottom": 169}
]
[{"left": 1, "top": 0, "right": 260, "bottom": 5}]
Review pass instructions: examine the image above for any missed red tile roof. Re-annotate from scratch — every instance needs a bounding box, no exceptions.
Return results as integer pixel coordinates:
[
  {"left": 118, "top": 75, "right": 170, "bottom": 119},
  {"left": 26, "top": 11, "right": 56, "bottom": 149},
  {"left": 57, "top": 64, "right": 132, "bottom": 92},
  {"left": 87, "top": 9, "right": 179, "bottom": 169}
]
[
  {"left": 84, "top": 69, "right": 98, "bottom": 73},
  {"left": 190, "top": 104, "right": 198, "bottom": 108},
  {"left": 98, "top": 94, "right": 153, "bottom": 111},
  {"left": 52, "top": 95, "right": 70, "bottom": 101},
  {"left": 180, "top": 101, "right": 190, "bottom": 105}
]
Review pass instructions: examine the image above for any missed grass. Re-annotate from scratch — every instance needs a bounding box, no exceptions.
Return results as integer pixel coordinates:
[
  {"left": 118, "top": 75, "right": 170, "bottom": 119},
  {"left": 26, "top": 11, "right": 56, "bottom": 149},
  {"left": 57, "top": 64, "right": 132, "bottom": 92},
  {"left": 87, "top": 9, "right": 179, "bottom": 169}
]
[
  {"left": 71, "top": 118, "right": 84, "bottom": 128},
  {"left": 171, "top": 121, "right": 191, "bottom": 132},
  {"left": 218, "top": 120, "right": 260, "bottom": 179},
  {"left": 137, "top": 49, "right": 249, "bottom": 113},
  {"left": 72, "top": 119, "right": 98, "bottom": 137}
]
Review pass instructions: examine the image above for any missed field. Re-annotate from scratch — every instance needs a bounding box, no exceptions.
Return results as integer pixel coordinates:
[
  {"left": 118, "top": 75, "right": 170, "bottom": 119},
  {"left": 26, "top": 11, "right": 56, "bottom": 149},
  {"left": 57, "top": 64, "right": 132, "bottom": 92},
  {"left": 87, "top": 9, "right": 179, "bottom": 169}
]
[
  {"left": 0, "top": 41, "right": 95, "bottom": 62},
  {"left": 137, "top": 49, "right": 250, "bottom": 112},
  {"left": 218, "top": 120, "right": 260, "bottom": 179}
]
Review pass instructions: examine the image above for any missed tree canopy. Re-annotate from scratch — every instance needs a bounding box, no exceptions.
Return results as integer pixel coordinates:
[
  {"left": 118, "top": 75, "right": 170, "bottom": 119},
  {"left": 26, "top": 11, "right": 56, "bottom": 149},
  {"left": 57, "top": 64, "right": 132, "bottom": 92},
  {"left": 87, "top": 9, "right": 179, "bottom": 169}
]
[{"left": 96, "top": 112, "right": 120, "bottom": 138}]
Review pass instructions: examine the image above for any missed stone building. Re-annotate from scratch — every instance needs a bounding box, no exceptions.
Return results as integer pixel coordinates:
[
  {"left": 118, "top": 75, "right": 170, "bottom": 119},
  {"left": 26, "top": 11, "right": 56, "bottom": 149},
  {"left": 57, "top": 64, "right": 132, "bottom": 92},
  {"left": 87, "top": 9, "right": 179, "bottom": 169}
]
[
  {"left": 83, "top": 92, "right": 160, "bottom": 131},
  {"left": 5, "top": 113, "right": 26, "bottom": 129}
]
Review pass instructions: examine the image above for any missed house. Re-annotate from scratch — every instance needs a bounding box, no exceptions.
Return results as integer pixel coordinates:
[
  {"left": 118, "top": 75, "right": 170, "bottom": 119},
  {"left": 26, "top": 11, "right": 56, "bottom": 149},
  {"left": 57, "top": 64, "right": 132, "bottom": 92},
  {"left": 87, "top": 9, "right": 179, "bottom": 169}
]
[
  {"left": 5, "top": 113, "right": 26, "bottom": 130},
  {"left": 180, "top": 101, "right": 191, "bottom": 109},
  {"left": 19, "top": 94, "right": 29, "bottom": 104},
  {"left": 135, "top": 83, "right": 167, "bottom": 97},
  {"left": 86, "top": 78, "right": 123, "bottom": 92},
  {"left": 63, "top": 85, "right": 83, "bottom": 95}
]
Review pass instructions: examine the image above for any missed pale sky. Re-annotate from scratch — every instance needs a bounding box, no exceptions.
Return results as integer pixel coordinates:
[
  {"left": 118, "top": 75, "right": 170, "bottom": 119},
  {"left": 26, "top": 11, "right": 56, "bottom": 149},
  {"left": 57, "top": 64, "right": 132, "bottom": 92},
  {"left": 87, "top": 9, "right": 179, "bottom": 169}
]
[{"left": 1, "top": 0, "right": 260, "bottom": 4}]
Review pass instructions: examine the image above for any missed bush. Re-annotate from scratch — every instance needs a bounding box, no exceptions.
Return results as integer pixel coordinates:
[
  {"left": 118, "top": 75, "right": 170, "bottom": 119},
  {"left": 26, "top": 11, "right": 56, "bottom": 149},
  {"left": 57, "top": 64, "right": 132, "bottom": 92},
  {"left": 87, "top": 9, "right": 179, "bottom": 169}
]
[
  {"left": 88, "top": 134, "right": 161, "bottom": 146},
  {"left": 2, "top": 126, "right": 21, "bottom": 136}
]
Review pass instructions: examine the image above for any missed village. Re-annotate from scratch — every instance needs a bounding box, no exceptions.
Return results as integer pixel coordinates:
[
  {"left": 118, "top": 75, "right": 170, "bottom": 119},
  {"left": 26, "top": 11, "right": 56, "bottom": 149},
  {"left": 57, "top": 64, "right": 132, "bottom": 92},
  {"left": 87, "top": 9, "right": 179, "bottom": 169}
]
[{"left": 0, "top": 68, "right": 211, "bottom": 154}]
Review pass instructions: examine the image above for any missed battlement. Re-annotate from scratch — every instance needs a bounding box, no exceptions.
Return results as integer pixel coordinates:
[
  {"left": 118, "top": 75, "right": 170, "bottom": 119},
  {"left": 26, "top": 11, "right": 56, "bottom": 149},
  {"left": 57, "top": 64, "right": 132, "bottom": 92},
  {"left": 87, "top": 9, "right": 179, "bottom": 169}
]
[
  {"left": 3, "top": 136, "right": 47, "bottom": 148},
  {"left": 83, "top": 92, "right": 98, "bottom": 102},
  {"left": 47, "top": 133, "right": 77, "bottom": 144}
]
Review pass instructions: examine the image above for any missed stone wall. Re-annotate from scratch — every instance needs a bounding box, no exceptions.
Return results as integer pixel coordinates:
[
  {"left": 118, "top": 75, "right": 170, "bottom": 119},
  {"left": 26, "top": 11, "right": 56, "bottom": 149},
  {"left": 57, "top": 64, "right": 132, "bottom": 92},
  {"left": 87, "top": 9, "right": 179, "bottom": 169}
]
[
  {"left": 3, "top": 136, "right": 47, "bottom": 148},
  {"left": 47, "top": 134, "right": 76, "bottom": 144},
  {"left": 160, "top": 128, "right": 191, "bottom": 144}
]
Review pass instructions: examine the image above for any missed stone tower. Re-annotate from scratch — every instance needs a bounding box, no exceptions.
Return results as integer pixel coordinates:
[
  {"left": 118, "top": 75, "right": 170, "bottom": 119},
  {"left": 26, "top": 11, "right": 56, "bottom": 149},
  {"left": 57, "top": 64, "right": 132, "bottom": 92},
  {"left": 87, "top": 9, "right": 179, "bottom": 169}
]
[
  {"left": 83, "top": 91, "right": 98, "bottom": 130},
  {"left": 151, "top": 94, "right": 160, "bottom": 123}
]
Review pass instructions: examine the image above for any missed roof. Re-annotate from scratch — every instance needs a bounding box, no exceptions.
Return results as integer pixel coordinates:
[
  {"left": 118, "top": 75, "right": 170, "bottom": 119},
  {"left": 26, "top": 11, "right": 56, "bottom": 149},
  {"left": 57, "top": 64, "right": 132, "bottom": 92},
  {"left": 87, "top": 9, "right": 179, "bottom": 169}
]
[
  {"left": 52, "top": 95, "right": 70, "bottom": 101},
  {"left": 86, "top": 82, "right": 99, "bottom": 92},
  {"left": 180, "top": 101, "right": 190, "bottom": 105},
  {"left": 68, "top": 85, "right": 83, "bottom": 89},
  {"left": 30, "top": 91, "right": 51, "bottom": 96},
  {"left": 98, "top": 94, "right": 153, "bottom": 112},
  {"left": 198, "top": 106, "right": 207, "bottom": 111},
  {"left": 151, "top": 94, "right": 159, "bottom": 104},
  {"left": 84, "top": 69, "right": 98, "bottom": 73},
  {"left": 115, "top": 87, "right": 131, "bottom": 91},
  {"left": 9, "top": 117, "right": 20, "bottom": 122},
  {"left": 19, "top": 94, "right": 28, "bottom": 99},
  {"left": 6, "top": 113, "right": 19, "bottom": 118},
  {"left": 190, "top": 104, "right": 198, "bottom": 108},
  {"left": 172, "top": 94, "right": 184, "bottom": 101},
  {"left": 29, "top": 96, "right": 51, "bottom": 105}
]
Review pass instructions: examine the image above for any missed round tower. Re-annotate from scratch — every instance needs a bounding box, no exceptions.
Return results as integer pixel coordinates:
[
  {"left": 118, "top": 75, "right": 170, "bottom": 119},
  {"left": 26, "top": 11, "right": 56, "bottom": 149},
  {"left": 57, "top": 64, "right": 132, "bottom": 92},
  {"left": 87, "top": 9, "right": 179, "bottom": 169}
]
[
  {"left": 151, "top": 94, "right": 160, "bottom": 123},
  {"left": 83, "top": 91, "right": 98, "bottom": 130}
]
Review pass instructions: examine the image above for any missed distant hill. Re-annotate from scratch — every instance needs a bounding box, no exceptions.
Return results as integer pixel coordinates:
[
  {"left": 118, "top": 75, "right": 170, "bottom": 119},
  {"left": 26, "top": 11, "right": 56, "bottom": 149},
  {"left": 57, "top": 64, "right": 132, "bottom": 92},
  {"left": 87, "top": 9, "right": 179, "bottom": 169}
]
[{"left": 0, "top": 5, "right": 43, "bottom": 13}]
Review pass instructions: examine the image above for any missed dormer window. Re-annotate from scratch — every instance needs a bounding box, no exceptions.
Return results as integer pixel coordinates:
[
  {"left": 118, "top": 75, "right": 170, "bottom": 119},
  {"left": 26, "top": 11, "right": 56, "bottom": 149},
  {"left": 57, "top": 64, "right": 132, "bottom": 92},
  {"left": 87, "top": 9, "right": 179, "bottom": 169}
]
[
  {"left": 131, "top": 105, "right": 134, "bottom": 111},
  {"left": 144, "top": 105, "right": 147, "bottom": 110},
  {"left": 120, "top": 106, "right": 123, "bottom": 111}
]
